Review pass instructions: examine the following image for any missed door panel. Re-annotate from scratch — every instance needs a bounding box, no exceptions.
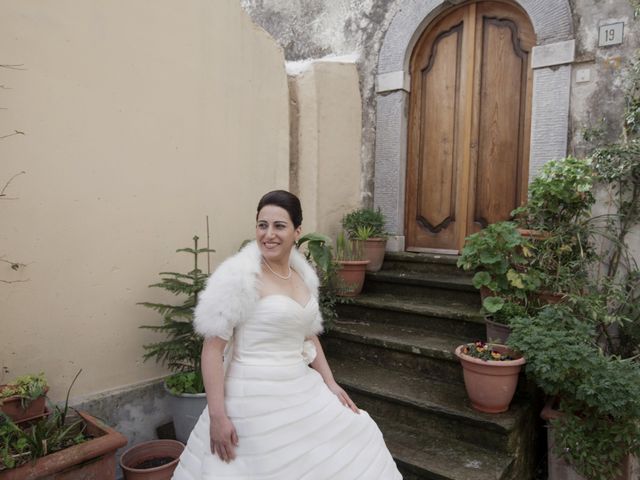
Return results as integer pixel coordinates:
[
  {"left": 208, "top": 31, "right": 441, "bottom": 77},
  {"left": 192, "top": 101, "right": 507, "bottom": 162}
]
[
  {"left": 406, "top": 8, "right": 468, "bottom": 251},
  {"left": 418, "top": 25, "right": 461, "bottom": 238},
  {"left": 406, "top": 1, "right": 535, "bottom": 252}
]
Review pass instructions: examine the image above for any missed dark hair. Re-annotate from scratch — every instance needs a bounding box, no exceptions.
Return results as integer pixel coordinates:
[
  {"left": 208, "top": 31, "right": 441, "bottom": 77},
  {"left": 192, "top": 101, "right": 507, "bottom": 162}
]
[{"left": 256, "top": 190, "right": 303, "bottom": 228}]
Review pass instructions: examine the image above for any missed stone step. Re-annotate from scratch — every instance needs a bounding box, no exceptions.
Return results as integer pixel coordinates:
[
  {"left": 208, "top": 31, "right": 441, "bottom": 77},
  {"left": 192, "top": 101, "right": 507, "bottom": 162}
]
[
  {"left": 364, "top": 270, "right": 480, "bottom": 305},
  {"left": 377, "top": 418, "right": 515, "bottom": 480},
  {"left": 327, "top": 356, "right": 531, "bottom": 455},
  {"left": 323, "top": 321, "right": 467, "bottom": 383},
  {"left": 337, "top": 293, "right": 485, "bottom": 339},
  {"left": 382, "top": 251, "right": 469, "bottom": 276}
]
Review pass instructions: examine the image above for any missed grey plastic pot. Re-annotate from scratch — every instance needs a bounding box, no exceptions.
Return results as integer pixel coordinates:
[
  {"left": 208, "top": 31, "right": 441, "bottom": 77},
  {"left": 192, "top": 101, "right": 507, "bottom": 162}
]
[{"left": 164, "top": 383, "right": 207, "bottom": 443}]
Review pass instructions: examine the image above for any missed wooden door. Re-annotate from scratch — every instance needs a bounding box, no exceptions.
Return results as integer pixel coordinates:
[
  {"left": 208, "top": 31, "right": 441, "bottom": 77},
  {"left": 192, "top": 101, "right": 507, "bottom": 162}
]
[{"left": 405, "top": 1, "right": 535, "bottom": 253}]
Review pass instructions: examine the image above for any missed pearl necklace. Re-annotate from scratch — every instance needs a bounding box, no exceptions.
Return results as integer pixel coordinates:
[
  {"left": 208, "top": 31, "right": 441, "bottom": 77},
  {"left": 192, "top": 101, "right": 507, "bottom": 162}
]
[{"left": 262, "top": 257, "right": 292, "bottom": 280}]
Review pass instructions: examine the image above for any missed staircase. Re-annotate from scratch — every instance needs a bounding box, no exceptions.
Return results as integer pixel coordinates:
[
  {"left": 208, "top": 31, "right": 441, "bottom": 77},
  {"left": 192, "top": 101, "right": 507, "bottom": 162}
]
[{"left": 322, "top": 252, "right": 538, "bottom": 480}]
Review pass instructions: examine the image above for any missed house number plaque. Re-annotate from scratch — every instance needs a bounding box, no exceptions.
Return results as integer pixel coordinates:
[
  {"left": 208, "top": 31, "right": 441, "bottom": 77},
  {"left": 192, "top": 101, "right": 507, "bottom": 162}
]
[{"left": 598, "top": 22, "right": 624, "bottom": 47}]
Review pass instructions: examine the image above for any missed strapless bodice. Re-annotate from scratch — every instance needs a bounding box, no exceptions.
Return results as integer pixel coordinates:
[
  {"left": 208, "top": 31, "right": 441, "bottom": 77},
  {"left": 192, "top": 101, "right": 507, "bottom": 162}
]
[{"left": 228, "top": 294, "right": 318, "bottom": 368}]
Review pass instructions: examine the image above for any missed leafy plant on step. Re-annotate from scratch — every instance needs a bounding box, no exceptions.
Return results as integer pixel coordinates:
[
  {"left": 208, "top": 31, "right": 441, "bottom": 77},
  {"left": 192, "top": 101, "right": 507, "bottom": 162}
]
[
  {"left": 341, "top": 208, "right": 387, "bottom": 239},
  {"left": 352, "top": 225, "right": 376, "bottom": 241},
  {"left": 335, "top": 232, "right": 366, "bottom": 262},
  {"left": 457, "top": 221, "right": 541, "bottom": 324},
  {"left": 0, "top": 370, "right": 87, "bottom": 471},
  {"left": 508, "top": 306, "right": 640, "bottom": 480},
  {"left": 296, "top": 232, "right": 347, "bottom": 330},
  {"left": 0, "top": 373, "right": 47, "bottom": 409},
  {"left": 512, "top": 156, "right": 595, "bottom": 232},
  {"left": 139, "top": 236, "right": 215, "bottom": 394}
]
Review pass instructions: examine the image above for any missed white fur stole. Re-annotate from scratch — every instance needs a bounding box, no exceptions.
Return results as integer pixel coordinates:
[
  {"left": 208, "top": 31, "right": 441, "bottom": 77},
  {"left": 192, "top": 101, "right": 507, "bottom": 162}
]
[{"left": 194, "top": 241, "right": 323, "bottom": 339}]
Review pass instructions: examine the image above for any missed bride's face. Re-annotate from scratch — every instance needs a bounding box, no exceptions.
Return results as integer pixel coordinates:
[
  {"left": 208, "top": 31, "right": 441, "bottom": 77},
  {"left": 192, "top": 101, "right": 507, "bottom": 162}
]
[{"left": 256, "top": 205, "right": 301, "bottom": 263}]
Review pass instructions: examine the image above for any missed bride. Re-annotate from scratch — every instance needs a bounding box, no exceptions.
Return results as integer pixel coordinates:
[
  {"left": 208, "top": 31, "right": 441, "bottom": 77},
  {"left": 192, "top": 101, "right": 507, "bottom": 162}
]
[{"left": 172, "top": 190, "right": 402, "bottom": 479}]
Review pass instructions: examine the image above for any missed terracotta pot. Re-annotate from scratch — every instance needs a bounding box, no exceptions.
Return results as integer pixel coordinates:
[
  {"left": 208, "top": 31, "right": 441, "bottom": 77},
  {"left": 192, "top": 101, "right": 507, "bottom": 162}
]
[
  {"left": 120, "top": 439, "right": 185, "bottom": 480},
  {"left": 517, "top": 228, "right": 550, "bottom": 241},
  {"left": 336, "top": 260, "right": 370, "bottom": 297},
  {"left": 0, "top": 411, "right": 128, "bottom": 480},
  {"left": 484, "top": 317, "right": 512, "bottom": 344},
  {"left": 363, "top": 238, "right": 387, "bottom": 272},
  {"left": 0, "top": 386, "right": 49, "bottom": 423},
  {"left": 534, "top": 290, "right": 565, "bottom": 305},
  {"left": 541, "top": 399, "right": 639, "bottom": 480},
  {"left": 454, "top": 344, "right": 525, "bottom": 413}
]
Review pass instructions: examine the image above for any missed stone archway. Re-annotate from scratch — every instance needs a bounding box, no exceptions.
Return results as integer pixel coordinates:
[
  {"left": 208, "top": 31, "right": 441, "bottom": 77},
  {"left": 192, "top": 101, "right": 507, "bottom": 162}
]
[{"left": 374, "top": 0, "right": 574, "bottom": 251}]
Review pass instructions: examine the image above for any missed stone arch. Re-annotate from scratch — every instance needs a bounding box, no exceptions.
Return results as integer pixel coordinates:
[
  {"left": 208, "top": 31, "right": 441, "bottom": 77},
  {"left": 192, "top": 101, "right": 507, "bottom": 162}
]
[{"left": 374, "top": 0, "right": 574, "bottom": 251}]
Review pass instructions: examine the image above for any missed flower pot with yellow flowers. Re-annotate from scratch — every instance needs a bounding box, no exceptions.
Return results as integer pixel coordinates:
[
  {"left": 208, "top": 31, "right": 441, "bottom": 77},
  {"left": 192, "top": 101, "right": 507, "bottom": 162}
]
[{"left": 454, "top": 341, "right": 525, "bottom": 413}]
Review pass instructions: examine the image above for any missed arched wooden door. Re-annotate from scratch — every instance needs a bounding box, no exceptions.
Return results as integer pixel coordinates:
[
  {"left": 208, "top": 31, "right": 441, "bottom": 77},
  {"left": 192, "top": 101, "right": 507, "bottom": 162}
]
[{"left": 405, "top": 1, "right": 535, "bottom": 253}]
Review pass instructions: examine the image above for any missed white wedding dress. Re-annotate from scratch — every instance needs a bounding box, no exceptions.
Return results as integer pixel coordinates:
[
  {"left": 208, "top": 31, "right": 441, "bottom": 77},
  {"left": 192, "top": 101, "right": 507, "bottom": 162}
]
[{"left": 172, "top": 294, "right": 402, "bottom": 480}]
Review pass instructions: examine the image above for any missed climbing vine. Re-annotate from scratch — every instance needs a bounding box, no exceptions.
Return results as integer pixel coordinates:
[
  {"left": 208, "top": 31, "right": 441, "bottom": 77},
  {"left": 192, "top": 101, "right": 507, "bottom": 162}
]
[{"left": 589, "top": 51, "right": 640, "bottom": 357}]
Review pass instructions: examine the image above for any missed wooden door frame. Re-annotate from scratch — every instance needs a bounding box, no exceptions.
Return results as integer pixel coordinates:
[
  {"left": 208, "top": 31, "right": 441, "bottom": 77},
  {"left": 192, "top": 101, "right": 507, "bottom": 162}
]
[{"left": 373, "top": 0, "right": 574, "bottom": 252}]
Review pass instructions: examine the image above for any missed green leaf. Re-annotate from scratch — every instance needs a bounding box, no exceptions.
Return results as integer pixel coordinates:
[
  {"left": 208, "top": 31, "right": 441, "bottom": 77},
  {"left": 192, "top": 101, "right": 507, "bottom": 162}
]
[
  {"left": 483, "top": 296, "right": 505, "bottom": 313},
  {"left": 472, "top": 271, "right": 491, "bottom": 288}
]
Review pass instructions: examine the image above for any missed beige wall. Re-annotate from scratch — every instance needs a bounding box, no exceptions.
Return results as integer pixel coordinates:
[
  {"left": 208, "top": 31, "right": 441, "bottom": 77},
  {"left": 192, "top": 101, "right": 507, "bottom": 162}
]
[
  {"left": 0, "top": 0, "right": 289, "bottom": 400},
  {"left": 290, "top": 60, "right": 362, "bottom": 241}
]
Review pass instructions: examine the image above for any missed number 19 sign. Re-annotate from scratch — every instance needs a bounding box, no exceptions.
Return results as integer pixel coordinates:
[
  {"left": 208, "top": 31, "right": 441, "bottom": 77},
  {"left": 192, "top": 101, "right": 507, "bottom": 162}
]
[{"left": 599, "top": 22, "right": 624, "bottom": 47}]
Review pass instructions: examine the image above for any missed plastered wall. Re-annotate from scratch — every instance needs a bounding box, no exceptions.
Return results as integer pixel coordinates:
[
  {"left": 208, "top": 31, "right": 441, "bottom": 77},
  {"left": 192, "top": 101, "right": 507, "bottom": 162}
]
[
  {"left": 289, "top": 60, "right": 362, "bottom": 241},
  {"left": 0, "top": 0, "right": 289, "bottom": 400}
]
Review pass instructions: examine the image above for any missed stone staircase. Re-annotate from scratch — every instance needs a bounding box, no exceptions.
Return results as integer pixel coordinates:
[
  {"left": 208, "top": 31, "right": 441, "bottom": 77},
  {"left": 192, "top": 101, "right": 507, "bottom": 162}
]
[{"left": 322, "top": 252, "right": 538, "bottom": 480}]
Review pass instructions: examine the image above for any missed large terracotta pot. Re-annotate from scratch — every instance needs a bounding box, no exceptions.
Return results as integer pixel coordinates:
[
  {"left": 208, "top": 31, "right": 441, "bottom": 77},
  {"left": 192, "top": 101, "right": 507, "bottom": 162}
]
[
  {"left": 0, "top": 411, "right": 128, "bottom": 480},
  {"left": 363, "top": 238, "right": 387, "bottom": 272},
  {"left": 0, "top": 386, "right": 49, "bottom": 423},
  {"left": 336, "top": 260, "right": 370, "bottom": 297},
  {"left": 120, "top": 439, "right": 184, "bottom": 480},
  {"left": 454, "top": 344, "right": 525, "bottom": 413}
]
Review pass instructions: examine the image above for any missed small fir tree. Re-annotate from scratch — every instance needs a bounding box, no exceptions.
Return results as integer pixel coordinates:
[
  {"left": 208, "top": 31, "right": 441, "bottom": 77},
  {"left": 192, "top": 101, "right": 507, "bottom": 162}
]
[{"left": 139, "top": 236, "right": 214, "bottom": 394}]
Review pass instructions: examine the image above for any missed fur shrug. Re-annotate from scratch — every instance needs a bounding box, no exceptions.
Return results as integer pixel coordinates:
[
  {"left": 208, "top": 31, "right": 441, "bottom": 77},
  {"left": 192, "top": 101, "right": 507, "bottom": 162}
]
[{"left": 194, "top": 240, "right": 323, "bottom": 340}]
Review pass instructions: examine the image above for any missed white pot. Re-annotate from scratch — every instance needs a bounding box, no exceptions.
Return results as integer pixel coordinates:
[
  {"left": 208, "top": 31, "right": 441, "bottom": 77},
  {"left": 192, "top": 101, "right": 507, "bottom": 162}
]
[{"left": 164, "top": 383, "right": 207, "bottom": 443}]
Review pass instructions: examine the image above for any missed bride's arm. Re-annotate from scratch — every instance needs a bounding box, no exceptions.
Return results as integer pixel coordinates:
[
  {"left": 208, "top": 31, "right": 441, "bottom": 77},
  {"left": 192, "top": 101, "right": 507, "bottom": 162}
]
[
  {"left": 202, "top": 336, "right": 238, "bottom": 462},
  {"left": 308, "top": 336, "right": 359, "bottom": 413}
]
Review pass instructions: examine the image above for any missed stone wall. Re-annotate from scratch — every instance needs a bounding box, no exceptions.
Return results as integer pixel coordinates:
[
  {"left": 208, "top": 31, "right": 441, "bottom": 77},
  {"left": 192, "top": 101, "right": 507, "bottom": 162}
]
[
  {"left": 241, "top": 0, "right": 639, "bottom": 200},
  {"left": 569, "top": 0, "right": 640, "bottom": 155}
]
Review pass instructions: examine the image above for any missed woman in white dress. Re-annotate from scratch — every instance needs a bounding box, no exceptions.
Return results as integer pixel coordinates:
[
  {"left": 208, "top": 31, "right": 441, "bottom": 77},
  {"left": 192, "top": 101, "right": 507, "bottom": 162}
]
[{"left": 172, "top": 190, "right": 402, "bottom": 480}]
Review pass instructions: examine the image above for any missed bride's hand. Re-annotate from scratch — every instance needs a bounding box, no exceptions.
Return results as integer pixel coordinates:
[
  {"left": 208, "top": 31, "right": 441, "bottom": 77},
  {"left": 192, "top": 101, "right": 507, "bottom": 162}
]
[
  {"left": 210, "top": 414, "right": 239, "bottom": 462},
  {"left": 327, "top": 381, "right": 359, "bottom": 414}
]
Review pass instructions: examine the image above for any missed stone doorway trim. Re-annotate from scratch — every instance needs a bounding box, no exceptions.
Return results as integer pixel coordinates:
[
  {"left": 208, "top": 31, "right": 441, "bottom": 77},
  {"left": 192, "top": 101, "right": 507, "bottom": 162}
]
[{"left": 374, "top": 0, "right": 574, "bottom": 252}]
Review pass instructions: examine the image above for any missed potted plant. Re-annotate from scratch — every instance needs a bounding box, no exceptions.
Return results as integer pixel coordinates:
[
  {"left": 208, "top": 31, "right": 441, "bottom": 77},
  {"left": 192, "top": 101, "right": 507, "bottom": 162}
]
[
  {"left": 508, "top": 306, "right": 640, "bottom": 480},
  {"left": 297, "top": 232, "right": 342, "bottom": 330},
  {"left": 0, "top": 371, "right": 127, "bottom": 479},
  {"left": 341, "top": 208, "right": 387, "bottom": 272},
  {"left": 139, "top": 235, "right": 215, "bottom": 443},
  {"left": 457, "top": 221, "right": 542, "bottom": 341},
  {"left": 120, "top": 439, "right": 184, "bottom": 480},
  {"left": 454, "top": 341, "right": 525, "bottom": 413},
  {"left": 0, "top": 373, "right": 48, "bottom": 423},
  {"left": 512, "top": 156, "right": 595, "bottom": 233},
  {"left": 334, "top": 232, "right": 369, "bottom": 297},
  {"left": 512, "top": 156, "right": 596, "bottom": 299}
]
